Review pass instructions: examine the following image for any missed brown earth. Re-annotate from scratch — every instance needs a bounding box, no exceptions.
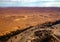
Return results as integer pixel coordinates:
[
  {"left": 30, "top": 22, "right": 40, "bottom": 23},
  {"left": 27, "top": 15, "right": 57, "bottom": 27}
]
[{"left": 0, "top": 7, "right": 60, "bottom": 36}]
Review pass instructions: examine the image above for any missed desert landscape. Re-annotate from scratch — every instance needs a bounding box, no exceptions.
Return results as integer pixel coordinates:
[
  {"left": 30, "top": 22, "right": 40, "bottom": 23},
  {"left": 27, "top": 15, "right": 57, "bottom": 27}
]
[{"left": 0, "top": 7, "right": 60, "bottom": 42}]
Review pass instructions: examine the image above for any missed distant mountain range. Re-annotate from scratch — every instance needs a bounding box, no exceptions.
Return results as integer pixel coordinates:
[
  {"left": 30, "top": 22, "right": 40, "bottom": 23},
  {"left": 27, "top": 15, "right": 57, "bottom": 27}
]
[{"left": 0, "top": 7, "right": 60, "bottom": 15}]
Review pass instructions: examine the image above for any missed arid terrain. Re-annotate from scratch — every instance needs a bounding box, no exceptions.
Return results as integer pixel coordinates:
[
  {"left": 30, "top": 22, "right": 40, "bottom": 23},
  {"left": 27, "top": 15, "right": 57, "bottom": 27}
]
[
  {"left": 0, "top": 7, "right": 60, "bottom": 36},
  {"left": 0, "top": 7, "right": 60, "bottom": 42}
]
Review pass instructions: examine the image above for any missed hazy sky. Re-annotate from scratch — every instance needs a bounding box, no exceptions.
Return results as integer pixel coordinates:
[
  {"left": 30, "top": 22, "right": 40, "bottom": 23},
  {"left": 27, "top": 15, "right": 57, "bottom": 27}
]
[{"left": 0, "top": 0, "right": 60, "bottom": 7}]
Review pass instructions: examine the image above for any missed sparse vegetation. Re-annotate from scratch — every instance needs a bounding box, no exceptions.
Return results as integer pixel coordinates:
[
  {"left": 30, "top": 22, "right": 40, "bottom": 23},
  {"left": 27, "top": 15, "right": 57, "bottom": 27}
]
[
  {"left": 37, "top": 20, "right": 60, "bottom": 28},
  {"left": 0, "top": 26, "right": 33, "bottom": 42},
  {"left": 0, "top": 20, "right": 60, "bottom": 42},
  {"left": 0, "top": 7, "right": 60, "bottom": 42}
]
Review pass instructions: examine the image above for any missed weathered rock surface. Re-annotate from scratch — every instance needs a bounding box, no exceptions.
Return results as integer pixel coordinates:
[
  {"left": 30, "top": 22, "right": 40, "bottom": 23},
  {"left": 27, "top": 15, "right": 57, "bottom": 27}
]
[{"left": 6, "top": 20, "right": 60, "bottom": 42}]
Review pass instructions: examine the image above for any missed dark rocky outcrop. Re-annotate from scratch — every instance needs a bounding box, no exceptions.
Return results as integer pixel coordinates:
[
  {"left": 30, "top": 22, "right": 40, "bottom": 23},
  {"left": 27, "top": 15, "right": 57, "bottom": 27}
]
[
  {"left": 0, "top": 26, "right": 33, "bottom": 42},
  {"left": 0, "top": 20, "right": 60, "bottom": 42}
]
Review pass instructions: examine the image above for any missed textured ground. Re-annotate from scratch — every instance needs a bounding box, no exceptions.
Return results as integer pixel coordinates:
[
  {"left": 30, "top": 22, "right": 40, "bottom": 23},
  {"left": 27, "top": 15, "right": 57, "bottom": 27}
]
[
  {"left": 7, "top": 20, "right": 60, "bottom": 42},
  {"left": 0, "top": 7, "right": 60, "bottom": 36}
]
